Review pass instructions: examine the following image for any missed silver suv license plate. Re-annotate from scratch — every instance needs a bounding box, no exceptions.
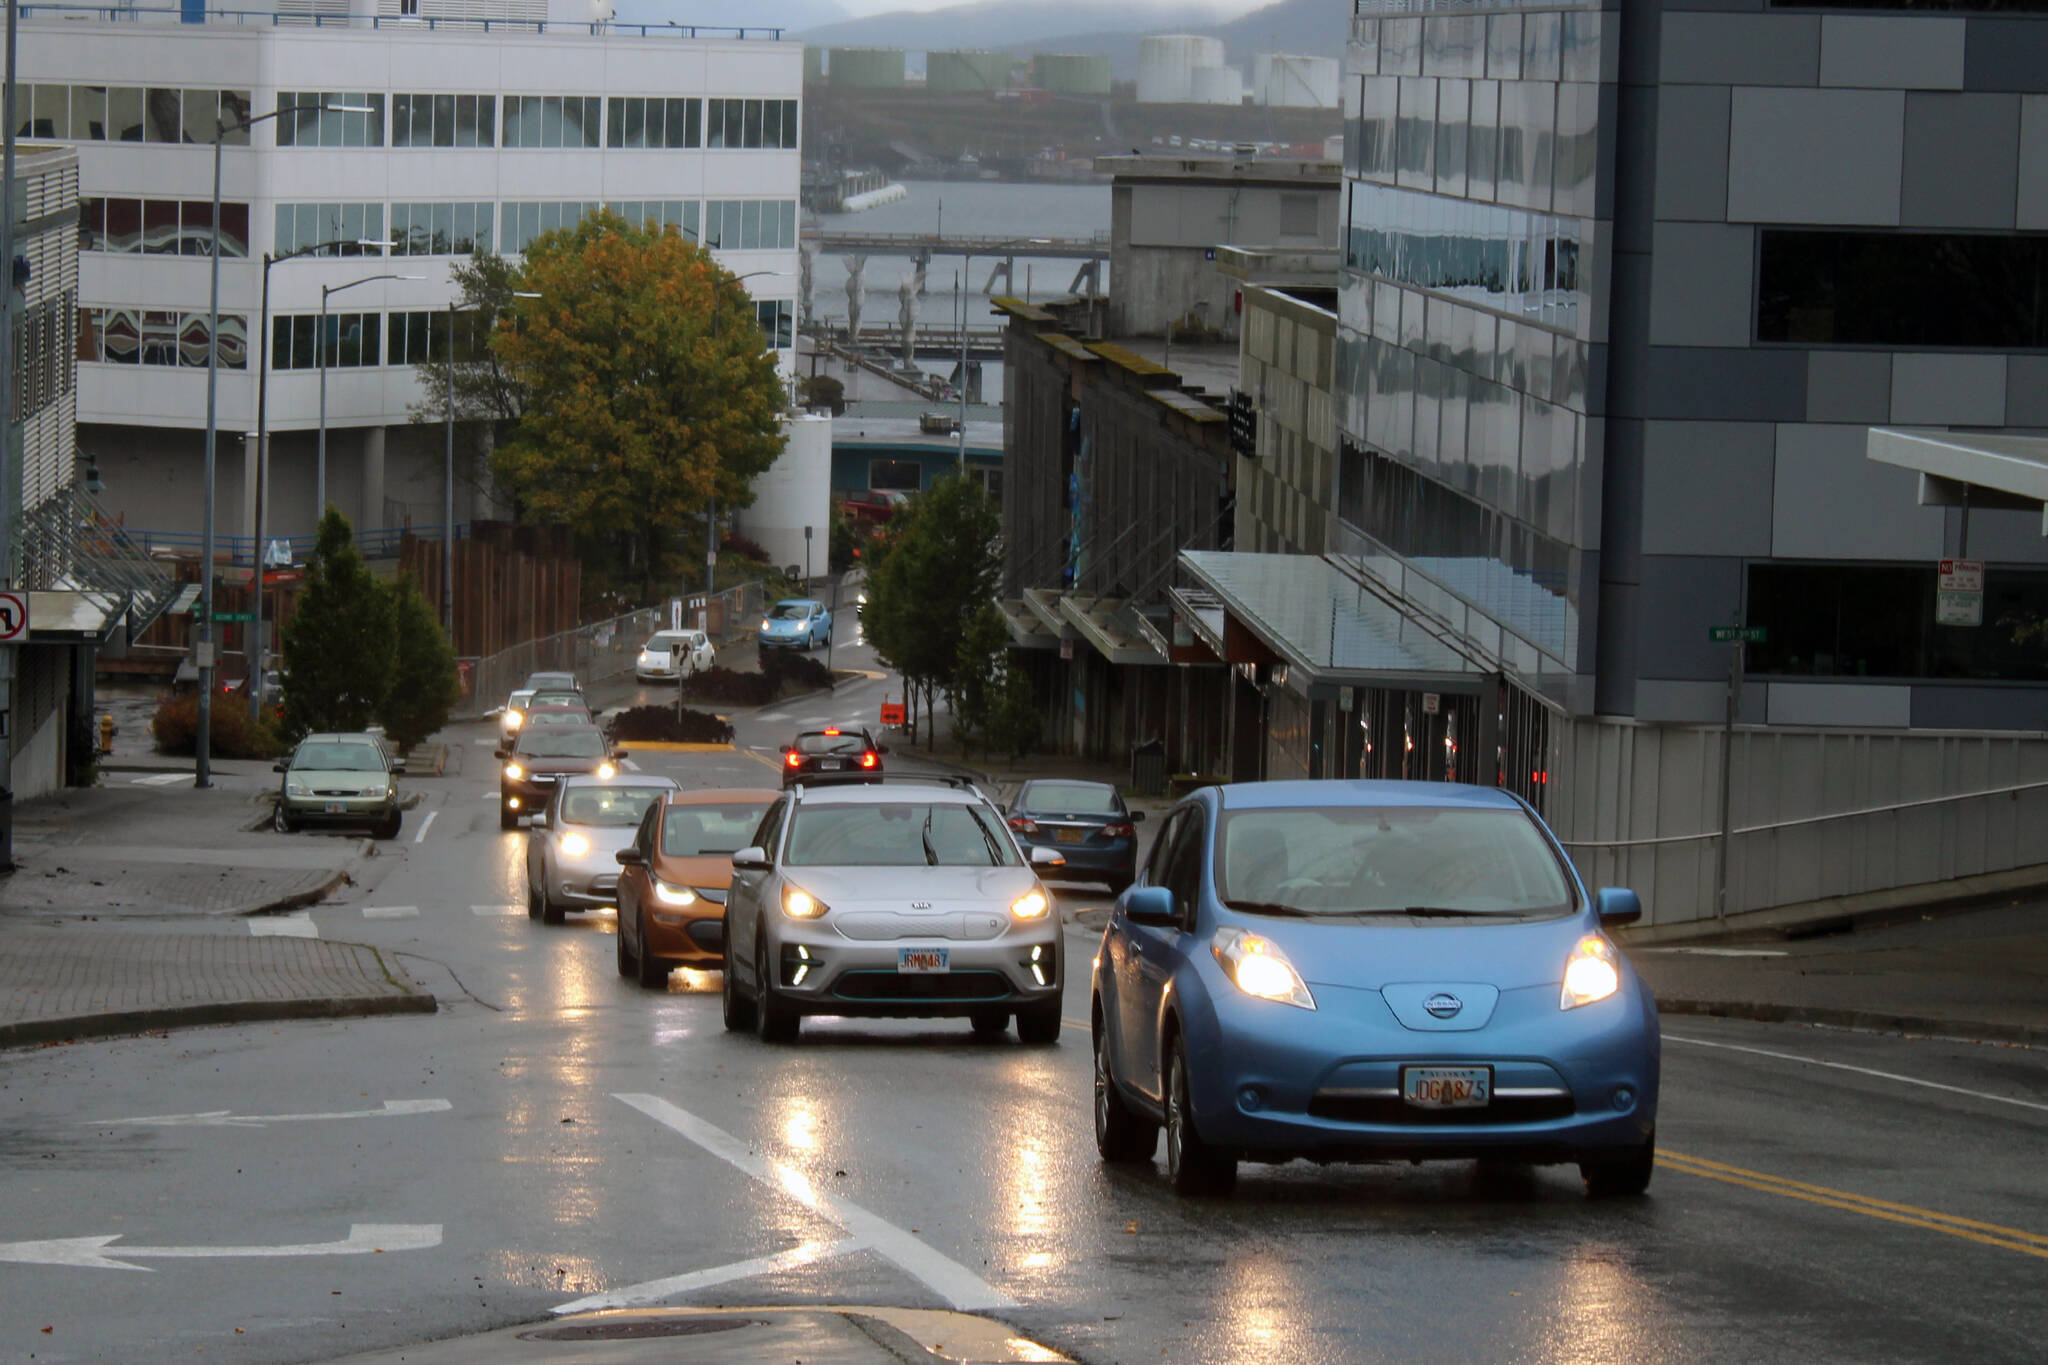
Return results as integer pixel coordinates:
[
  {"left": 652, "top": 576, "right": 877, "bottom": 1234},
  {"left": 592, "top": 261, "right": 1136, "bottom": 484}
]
[{"left": 898, "top": 948, "right": 949, "bottom": 974}]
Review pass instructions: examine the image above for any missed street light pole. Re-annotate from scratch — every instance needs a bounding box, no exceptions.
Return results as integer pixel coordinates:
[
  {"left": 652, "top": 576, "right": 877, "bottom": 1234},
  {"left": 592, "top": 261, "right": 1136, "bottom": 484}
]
[
  {"left": 197, "top": 99, "right": 368, "bottom": 772},
  {"left": 320, "top": 272, "right": 420, "bottom": 521}
]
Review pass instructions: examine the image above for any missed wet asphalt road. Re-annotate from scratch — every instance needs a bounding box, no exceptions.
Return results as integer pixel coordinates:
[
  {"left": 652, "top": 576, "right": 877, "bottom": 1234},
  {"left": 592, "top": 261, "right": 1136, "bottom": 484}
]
[{"left": 5, "top": 629, "right": 2048, "bottom": 1364}]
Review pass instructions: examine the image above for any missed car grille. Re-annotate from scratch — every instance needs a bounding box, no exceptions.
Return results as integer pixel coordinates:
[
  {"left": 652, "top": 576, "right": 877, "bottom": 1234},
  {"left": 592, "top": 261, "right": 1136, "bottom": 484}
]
[
  {"left": 831, "top": 971, "right": 1013, "bottom": 1002},
  {"left": 1307, "top": 1089, "right": 1576, "bottom": 1126},
  {"left": 313, "top": 789, "right": 364, "bottom": 798}
]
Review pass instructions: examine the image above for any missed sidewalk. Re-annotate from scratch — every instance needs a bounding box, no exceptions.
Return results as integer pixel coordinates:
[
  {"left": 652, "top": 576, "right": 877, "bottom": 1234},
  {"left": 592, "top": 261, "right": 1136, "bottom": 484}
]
[{"left": 1, "top": 767, "right": 432, "bottom": 1049}]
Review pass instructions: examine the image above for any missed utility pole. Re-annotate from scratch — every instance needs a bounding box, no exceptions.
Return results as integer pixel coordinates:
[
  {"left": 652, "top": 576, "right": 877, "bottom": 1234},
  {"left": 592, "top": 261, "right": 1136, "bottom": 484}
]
[{"left": 1, "top": 0, "right": 20, "bottom": 863}]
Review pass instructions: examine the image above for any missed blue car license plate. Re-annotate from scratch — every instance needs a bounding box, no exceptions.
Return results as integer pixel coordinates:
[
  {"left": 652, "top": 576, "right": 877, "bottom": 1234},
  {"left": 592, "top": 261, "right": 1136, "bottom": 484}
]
[
  {"left": 1401, "top": 1065, "right": 1492, "bottom": 1109},
  {"left": 898, "top": 947, "right": 949, "bottom": 974}
]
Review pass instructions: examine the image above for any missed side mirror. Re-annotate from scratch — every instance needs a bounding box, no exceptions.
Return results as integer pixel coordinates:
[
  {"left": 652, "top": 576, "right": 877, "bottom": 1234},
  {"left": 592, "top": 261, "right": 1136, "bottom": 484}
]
[
  {"left": 612, "top": 749, "right": 630, "bottom": 760},
  {"left": 780, "top": 744, "right": 792, "bottom": 754},
  {"left": 529, "top": 813, "right": 549, "bottom": 830},
  {"left": 615, "top": 847, "right": 646, "bottom": 867},
  {"left": 390, "top": 759, "right": 406, "bottom": 776},
  {"left": 1029, "top": 845, "right": 1066, "bottom": 868},
  {"left": 494, "top": 747, "right": 510, "bottom": 761},
  {"left": 1129, "top": 810, "right": 1146, "bottom": 822},
  {"left": 876, "top": 743, "right": 890, "bottom": 755},
  {"left": 272, "top": 760, "right": 288, "bottom": 773},
  {"left": 1124, "top": 885, "right": 1177, "bottom": 927},
  {"left": 1595, "top": 887, "right": 1642, "bottom": 927},
  {"left": 731, "top": 845, "right": 771, "bottom": 872}
]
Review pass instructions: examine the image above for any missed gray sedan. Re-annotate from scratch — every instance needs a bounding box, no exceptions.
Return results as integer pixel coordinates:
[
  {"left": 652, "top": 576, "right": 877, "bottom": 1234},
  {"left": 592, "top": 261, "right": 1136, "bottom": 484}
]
[
  {"left": 720, "top": 780, "right": 1069, "bottom": 1043},
  {"left": 525, "top": 775, "right": 679, "bottom": 925}
]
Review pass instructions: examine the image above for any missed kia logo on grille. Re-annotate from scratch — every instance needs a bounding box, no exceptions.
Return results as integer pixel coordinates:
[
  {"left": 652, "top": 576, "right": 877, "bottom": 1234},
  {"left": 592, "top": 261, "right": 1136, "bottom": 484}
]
[{"left": 1424, "top": 992, "right": 1464, "bottom": 1019}]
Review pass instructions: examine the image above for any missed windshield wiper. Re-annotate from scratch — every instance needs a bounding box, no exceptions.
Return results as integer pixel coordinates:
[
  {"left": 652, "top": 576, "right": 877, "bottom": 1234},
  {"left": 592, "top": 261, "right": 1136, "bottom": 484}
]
[
  {"left": 1351, "top": 906, "right": 1505, "bottom": 919},
  {"left": 920, "top": 808, "right": 939, "bottom": 866},
  {"left": 1221, "top": 899, "right": 1317, "bottom": 918}
]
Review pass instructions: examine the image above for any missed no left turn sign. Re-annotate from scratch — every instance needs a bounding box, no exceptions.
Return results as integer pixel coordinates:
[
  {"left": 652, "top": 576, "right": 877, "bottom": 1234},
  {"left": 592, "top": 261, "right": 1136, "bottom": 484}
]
[{"left": 0, "top": 590, "right": 26, "bottom": 642}]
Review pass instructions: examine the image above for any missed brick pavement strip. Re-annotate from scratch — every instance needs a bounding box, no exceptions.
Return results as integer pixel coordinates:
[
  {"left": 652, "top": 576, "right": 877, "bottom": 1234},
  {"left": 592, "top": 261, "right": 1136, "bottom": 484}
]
[
  {"left": 0, "top": 864, "right": 345, "bottom": 916},
  {"left": 0, "top": 926, "right": 435, "bottom": 1048}
]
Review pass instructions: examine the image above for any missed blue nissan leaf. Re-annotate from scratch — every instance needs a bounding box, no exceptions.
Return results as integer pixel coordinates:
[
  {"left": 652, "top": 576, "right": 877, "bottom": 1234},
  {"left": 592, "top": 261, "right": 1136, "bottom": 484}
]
[{"left": 1090, "top": 780, "right": 1660, "bottom": 1198}]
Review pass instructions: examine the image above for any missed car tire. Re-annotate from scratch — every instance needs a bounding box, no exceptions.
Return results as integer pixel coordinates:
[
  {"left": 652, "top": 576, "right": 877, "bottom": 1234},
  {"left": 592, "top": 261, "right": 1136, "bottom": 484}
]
[
  {"left": 1581, "top": 1131, "right": 1656, "bottom": 1199},
  {"left": 635, "top": 910, "right": 669, "bottom": 990},
  {"left": 1095, "top": 1025, "right": 1160, "bottom": 1163},
  {"left": 527, "top": 881, "right": 544, "bottom": 920},
  {"left": 1015, "top": 1000, "right": 1062, "bottom": 1045},
  {"left": 372, "top": 809, "right": 402, "bottom": 841},
  {"left": 721, "top": 928, "right": 756, "bottom": 1032},
  {"left": 754, "top": 932, "right": 800, "bottom": 1042},
  {"left": 615, "top": 912, "right": 636, "bottom": 977},
  {"left": 499, "top": 805, "right": 519, "bottom": 832},
  {"left": 969, "top": 1009, "right": 1010, "bottom": 1038},
  {"left": 272, "top": 803, "right": 299, "bottom": 834},
  {"left": 1165, "top": 1037, "right": 1236, "bottom": 1196}
]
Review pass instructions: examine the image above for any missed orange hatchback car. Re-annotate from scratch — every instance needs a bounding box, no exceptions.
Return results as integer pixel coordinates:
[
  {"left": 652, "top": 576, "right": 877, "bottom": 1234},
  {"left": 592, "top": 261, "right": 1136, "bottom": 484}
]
[{"left": 614, "top": 788, "right": 780, "bottom": 988}]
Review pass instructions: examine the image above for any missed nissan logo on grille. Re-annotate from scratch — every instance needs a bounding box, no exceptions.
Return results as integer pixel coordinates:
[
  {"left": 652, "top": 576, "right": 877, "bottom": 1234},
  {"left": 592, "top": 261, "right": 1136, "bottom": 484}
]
[{"left": 1424, "top": 992, "right": 1464, "bottom": 1019}]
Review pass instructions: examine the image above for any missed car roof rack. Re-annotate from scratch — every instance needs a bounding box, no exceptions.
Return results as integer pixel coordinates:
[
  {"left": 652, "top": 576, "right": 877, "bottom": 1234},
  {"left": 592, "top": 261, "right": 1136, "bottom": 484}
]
[{"left": 791, "top": 774, "right": 985, "bottom": 797}]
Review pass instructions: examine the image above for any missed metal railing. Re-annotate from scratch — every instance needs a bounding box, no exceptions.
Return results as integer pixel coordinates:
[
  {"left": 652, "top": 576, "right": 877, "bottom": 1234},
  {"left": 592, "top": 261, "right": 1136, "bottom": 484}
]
[
  {"left": 125, "top": 522, "right": 469, "bottom": 566},
  {"left": 1560, "top": 779, "right": 2048, "bottom": 851},
  {"left": 19, "top": 6, "right": 784, "bottom": 38}
]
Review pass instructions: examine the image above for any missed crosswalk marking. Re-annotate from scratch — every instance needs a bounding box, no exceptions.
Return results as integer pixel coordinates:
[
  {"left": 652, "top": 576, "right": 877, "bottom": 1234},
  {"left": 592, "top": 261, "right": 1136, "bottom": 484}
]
[
  {"left": 248, "top": 914, "right": 317, "bottom": 938},
  {"left": 362, "top": 906, "right": 419, "bottom": 920},
  {"left": 128, "top": 772, "right": 187, "bottom": 787}
]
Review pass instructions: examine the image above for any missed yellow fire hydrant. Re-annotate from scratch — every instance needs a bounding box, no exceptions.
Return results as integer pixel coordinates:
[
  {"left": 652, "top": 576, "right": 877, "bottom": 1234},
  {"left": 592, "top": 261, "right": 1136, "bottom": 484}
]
[{"left": 99, "top": 713, "right": 116, "bottom": 755}]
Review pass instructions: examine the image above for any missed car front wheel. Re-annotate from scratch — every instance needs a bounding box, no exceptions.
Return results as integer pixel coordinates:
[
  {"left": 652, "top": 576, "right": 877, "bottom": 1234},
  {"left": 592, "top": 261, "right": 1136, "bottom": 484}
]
[
  {"left": 635, "top": 910, "right": 669, "bottom": 990},
  {"left": 721, "top": 927, "right": 755, "bottom": 1032},
  {"left": 615, "top": 910, "right": 636, "bottom": 977},
  {"left": 272, "top": 803, "right": 298, "bottom": 834},
  {"left": 1581, "top": 1131, "right": 1656, "bottom": 1199},
  {"left": 1165, "top": 1037, "right": 1236, "bottom": 1196},
  {"left": 754, "top": 932, "right": 800, "bottom": 1042}
]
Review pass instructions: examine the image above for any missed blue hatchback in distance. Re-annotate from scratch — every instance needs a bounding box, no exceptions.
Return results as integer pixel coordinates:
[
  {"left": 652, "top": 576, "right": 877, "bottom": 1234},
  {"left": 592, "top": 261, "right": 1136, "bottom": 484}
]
[{"left": 1090, "top": 780, "right": 1659, "bottom": 1198}]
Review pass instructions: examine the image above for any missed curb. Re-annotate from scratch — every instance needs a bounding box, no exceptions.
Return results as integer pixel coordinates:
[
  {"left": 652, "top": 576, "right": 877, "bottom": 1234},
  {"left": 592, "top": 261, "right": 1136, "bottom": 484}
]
[
  {"left": 1656, "top": 997, "right": 2048, "bottom": 1047},
  {"left": 236, "top": 865, "right": 354, "bottom": 916},
  {"left": 0, "top": 991, "right": 438, "bottom": 1051}
]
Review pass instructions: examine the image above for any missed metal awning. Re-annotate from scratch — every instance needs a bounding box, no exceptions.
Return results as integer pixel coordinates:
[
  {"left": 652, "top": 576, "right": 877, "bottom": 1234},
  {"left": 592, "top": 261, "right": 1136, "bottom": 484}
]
[
  {"left": 996, "top": 599, "right": 1059, "bottom": 650},
  {"left": 1057, "top": 594, "right": 1166, "bottom": 666},
  {"left": 1021, "top": 587, "right": 1076, "bottom": 639},
  {"left": 1179, "top": 550, "right": 1489, "bottom": 692},
  {"left": 1867, "top": 428, "right": 2048, "bottom": 531},
  {"left": 17, "top": 488, "right": 183, "bottom": 644}
]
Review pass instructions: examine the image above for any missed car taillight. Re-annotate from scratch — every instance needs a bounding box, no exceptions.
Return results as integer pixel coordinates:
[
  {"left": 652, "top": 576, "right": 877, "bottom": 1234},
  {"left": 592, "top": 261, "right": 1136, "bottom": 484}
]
[
  {"left": 786, "top": 751, "right": 802, "bottom": 767},
  {"left": 860, "top": 751, "right": 878, "bottom": 768},
  {"left": 1009, "top": 817, "right": 1038, "bottom": 834},
  {"left": 1103, "top": 822, "right": 1135, "bottom": 838}
]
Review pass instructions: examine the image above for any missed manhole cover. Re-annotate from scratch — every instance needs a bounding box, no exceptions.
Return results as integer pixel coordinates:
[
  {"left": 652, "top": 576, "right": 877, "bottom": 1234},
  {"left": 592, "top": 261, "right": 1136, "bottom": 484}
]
[{"left": 520, "top": 1316, "right": 761, "bottom": 1341}]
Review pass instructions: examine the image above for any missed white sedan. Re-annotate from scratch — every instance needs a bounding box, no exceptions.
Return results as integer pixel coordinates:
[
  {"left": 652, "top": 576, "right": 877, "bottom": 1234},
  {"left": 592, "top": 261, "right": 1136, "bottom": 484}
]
[{"left": 636, "top": 629, "right": 716, "bottom": 682}]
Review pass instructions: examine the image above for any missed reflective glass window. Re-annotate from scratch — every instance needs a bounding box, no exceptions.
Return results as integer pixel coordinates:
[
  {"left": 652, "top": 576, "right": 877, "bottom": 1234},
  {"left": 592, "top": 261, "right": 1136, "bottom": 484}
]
[
  {"left": 1758, "top": 229, "right": 2048, "bottom": 348},
  {"left": 109, "top": 86, "right": 144, "bottom": 141},
  {"left": 72, "top": 86, "right": 108, "bottom": 141}
]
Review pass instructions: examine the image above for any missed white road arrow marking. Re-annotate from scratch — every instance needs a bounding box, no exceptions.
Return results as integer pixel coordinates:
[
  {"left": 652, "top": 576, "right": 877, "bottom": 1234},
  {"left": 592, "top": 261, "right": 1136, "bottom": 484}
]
[
  {"left": 551, "top": 1237, "right": 863, "bottom": 1314},
  {"left": 248, "top": 913, "right": 317, "bottom": 938},
  {"left": 0, "top": 1222, "right": 442, "bottom": 1271},
  {"left": 90, "top": 1099, "right": 451, "bottom": 1128},
  {"left": 614, "top": 1093, "right": 1016, "bottom": 1311}
]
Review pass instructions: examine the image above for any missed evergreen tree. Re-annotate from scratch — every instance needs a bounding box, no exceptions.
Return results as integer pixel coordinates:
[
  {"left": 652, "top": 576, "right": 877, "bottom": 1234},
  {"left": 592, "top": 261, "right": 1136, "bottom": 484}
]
[
  {"left": 382, "top": 574, "right": 460, "bottom": 752},
  {"left": 989, "top": 665, "right": 1044, "bottom": 763},
  {"left": 280, "top": 509, "right": 396, "bottom": 737}
]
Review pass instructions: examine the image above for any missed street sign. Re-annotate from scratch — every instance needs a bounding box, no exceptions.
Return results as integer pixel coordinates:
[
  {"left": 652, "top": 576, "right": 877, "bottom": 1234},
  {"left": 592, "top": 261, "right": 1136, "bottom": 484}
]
[
  {"left": 1708, "top": 625, "right": 1767, "bottom": 644},
  {"left": 1938, "top": 558, "right": 1985, "bottom": 627},
  {"left": 1422, "top": 692, "right": 1441, "bottom": 715},
  {"left": 213, "top": 610, "right": 254, "bottom": 623},
  {"left": 0, "top": 590, "right": 27, "bottom": 642}
]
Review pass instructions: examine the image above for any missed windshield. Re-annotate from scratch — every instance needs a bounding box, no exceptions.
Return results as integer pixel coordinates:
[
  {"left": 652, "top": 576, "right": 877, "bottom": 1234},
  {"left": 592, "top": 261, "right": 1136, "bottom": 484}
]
[
  {"left": 768, "top": 602, "right": 812, "bottom": 620},
  {"left": 292, "top": 741, "right": 385, "bottom": 772},
  {"left": 1215, "top": 806, "right": 1574, "bottom": 920},
  {"left": 644, "top": 632, "right": 686, "bottom": 651},
  {"left": 515, "top": 728, "right": 607, "bottom": 759},
  {"left": 785, "top": 802, "right": 1017, "bottom": 867},
  {"left": 528, "top": 692, "right": 585, "bottom": 710},
  {"left": 527, "top": 674, "right": 575, "bottom": 689},
  {"left": 1022, "top": 781, "right": 1121, "bottom": 815},
  {"left": 662, "top": 802, "right": 774, "bottom": 857},
  {"left": 797, "top": 732, "right": 867, "bottom": 755},
  {"left": 560, "top": 785, "right": 668, "bottom": 828},
  {"left": 524, "top": 711, "right": 587, "bottom": 726},
  {"left": 507, "top": 690, "right": 535, "bottom": 710}
]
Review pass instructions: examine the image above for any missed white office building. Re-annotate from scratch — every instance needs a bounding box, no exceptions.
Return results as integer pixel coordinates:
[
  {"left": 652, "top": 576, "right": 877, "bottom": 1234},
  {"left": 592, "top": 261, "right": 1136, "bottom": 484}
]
[{"left": 12, "top": 1, "right": 803, "bottom": 547}]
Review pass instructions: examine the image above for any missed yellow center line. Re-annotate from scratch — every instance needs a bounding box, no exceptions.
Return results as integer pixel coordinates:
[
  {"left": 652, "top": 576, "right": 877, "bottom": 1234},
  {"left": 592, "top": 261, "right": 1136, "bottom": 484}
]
[
  {"left": 740, "top": 749, "right": 784, "bottom": 772},
  {"left": 1661, "top": 1149, "right": 2048, "bottom": 1261}
]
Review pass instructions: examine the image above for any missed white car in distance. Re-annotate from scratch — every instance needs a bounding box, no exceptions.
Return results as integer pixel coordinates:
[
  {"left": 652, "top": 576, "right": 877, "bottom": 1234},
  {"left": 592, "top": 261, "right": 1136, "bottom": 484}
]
[{"left": 637, "top": 629, "right": 717, "bottom": 683}]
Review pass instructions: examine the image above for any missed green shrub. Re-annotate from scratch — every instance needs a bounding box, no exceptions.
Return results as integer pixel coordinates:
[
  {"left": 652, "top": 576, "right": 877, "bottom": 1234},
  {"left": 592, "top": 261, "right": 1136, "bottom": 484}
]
[{"left": 152, "top": 691, "right": 288, "bottom": 760}]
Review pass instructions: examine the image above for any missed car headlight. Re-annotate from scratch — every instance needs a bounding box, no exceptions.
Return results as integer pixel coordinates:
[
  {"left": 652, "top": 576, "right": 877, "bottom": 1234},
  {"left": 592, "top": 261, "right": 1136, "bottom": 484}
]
[
  {"left": 503, "top": 763, "right": 524, "bottom": 781},
  {"left": 596, "top": 762, "right": 617, "bottom": 780},
  {"left": 653, "top": 878, "right": 698, "bottom": 906},
  {"left": 761, "top": 618, "right": 773, "bottom": 631},
  {"left": 1010, "top": 889, "right": 1050, "bottom": 920},
  {"left": 285, "top": 781, "right": 311, "bottom": 797},
  {"left": 559, "top": 833, "right": 591, "bottom": 859},
  {"left": 782, "top": 885, "right": 828, "bottom": 919},
  {"left": 1561, "top": 935, "right": 1622, "bottom": 1010},
  {"left": 506, "top": 710, "right": 524, "bottom": 728},
  {"left": 1211, "top": 927, "right": 1315, "bottom": 1010}
]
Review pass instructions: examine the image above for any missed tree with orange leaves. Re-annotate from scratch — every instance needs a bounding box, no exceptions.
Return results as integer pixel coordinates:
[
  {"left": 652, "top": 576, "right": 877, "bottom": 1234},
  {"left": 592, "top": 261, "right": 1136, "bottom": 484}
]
[{"left": 488, "top": 210, "right": 788, "bottom": 603}]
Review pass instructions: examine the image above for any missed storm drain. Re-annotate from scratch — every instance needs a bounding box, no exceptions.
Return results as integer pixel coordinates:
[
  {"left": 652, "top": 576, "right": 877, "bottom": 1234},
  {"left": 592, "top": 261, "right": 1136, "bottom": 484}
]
[{"left": 519, "top": 1316, "right": 761, "bottom": 1341}]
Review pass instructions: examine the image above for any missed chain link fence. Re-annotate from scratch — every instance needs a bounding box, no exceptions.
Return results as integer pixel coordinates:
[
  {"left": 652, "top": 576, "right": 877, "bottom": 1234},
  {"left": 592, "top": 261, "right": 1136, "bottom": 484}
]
[{"left": 454, "top": 579, "right": 772, "bottom": 718}]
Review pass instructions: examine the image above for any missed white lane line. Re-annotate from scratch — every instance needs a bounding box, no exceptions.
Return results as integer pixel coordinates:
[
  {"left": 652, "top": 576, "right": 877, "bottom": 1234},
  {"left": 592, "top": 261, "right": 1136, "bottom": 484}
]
[
  {"left": 614, "top": 1093, "right": 1016, "bottom": 1310},
  {"left": 128, "top": 772, "right": 187, "bottom": 787},
  {"left": 620, "top": 758, "right": 642, "bottom": 772},
  {"left": 472, "top": 738, "right": 495, "bottom": 746},
  {"left": 550, "top": 1237, "right": 863, "bottom": 1314},
  {"left": 363, "top": 906, "right": 419, "bottom": 920},
  {"left": 248, "top": 914, "right": 317, "bottom": 938},
  {"left": 1638, "top": 947, "right": 1788, "bottom": 958},
  {"left": 412, "top": 810, "right": 438, "bottom": 843},
  {"left": 1666, "top": 1033, "right": 2048, "bottom": 1114},
  {"left": 796, "top": 716, "right": 831, "bottom": 725},
  {"left": 92, "top": 1099, "right": 451, "bottom": 1128},
  {"left": 471, "top": 905, "right": 522, "bottom": 917}
]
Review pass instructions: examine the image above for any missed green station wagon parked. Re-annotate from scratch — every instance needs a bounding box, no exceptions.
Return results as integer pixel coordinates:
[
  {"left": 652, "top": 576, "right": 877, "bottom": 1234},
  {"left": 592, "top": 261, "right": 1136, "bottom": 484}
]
[{"left": 272, "top": 733, "right": 404, "bottom": 839}]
